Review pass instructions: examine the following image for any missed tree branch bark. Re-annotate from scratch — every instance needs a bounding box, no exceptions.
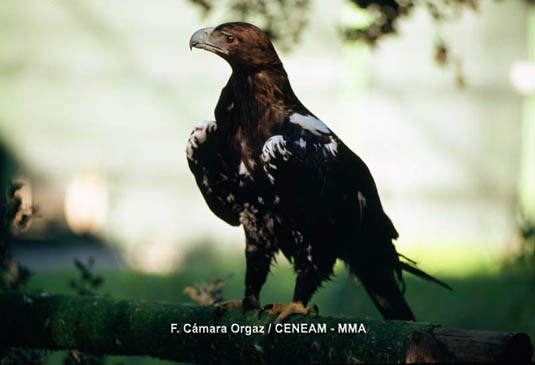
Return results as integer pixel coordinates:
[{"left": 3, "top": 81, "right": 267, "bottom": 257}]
[{"left": 0, "top": 292, "right": 532, "bottom": 363}]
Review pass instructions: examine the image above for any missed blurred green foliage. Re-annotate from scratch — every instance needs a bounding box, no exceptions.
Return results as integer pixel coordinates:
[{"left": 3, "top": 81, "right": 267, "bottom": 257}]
[
  {"left": 187, "top": 0, "right": 507, "bottom": 85},
  {"left": 1, "top": 182, "right": 33, "bottom": 291},
  {"left": 0, "top": 153, "right": 44, "bottom": 364},
  {"left": 63, "top": 258, "right": 106, "bottom": 365},
  {"left": 187, "top": 0, "right": 489, "bottom": 46},
  {"left": 70, "top": 257, "right": 104, "bottom": 297},
  {"left": 188, "top": 0, "right": 310, "bottom": 49},
  {"left": 188, "top": 0, "right": 534, "bottom": 88}
]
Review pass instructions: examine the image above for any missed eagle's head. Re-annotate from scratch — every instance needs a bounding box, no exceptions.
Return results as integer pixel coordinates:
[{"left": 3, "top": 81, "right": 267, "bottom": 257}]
[{"left": 189, "top": 22, "right": 282, "bottom": 69}]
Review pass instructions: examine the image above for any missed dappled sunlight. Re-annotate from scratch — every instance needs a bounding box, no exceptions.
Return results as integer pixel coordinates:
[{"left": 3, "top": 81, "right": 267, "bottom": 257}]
[
  {"left": 123, "top": 238, "right": 183, "bottom": 275},
  {"left": 64, "top": 169, "right": 108, "bottom": 235},
  {"left": 510, "top": 61, "right": 535, "bottom": 95}
]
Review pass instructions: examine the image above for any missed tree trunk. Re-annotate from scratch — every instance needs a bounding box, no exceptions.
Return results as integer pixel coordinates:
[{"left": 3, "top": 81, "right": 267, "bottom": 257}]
[{"left": 0, "top": 292, "right": 532, "bottom": 363}]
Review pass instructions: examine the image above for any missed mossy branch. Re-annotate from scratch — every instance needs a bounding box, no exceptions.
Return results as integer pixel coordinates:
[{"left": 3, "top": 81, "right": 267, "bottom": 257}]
[{"left": 0, "top": 292, "right": 532, "bottom": 363}]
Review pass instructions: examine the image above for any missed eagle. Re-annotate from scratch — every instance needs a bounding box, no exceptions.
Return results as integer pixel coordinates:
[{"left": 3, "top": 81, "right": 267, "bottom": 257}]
[{"left": 187, "top": 22, "right": 450, "bottom": 323}]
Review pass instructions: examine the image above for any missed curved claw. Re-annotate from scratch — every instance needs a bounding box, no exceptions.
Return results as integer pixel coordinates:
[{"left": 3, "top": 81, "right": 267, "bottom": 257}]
[{"left": 258, "top": 304, "right": 274, "bottom": 319}]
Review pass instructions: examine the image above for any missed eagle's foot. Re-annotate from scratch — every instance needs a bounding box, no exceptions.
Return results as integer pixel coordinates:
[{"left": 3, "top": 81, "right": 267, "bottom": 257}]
[{"left": 259, "top": 301, "right": 319, "bottom": 323}]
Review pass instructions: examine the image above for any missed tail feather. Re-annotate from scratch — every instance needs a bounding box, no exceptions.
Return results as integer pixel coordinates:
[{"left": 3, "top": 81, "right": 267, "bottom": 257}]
[
  {"left": 360, "top": 268, "right": 415, "bottom": 321},
  {"left": 399, "top": 261, "right": 452, "bottom": 290},
  {"left": 350, "top": 259, "right": 416, "bottom": 320}
]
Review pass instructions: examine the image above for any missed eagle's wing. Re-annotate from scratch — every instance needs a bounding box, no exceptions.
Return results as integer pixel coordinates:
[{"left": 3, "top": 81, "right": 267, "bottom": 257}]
[
  {"left": 260, "top": 113, "right": 398, "bottom": 242},
  {"left": 186, "top": 121, "right": 241, "bottom": 226}
]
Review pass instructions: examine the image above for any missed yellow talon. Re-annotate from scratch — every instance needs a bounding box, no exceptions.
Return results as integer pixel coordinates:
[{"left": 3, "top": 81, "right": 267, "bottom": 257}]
[{"left": 262, "top": 301, "right": 318, "bottom": 323}]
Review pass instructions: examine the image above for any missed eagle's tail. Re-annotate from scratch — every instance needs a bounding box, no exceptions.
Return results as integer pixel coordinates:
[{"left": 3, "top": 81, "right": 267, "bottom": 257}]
[
  {"left": 398, "top": 260, "right": 452, "bottom": 290},
  {"left": 358, "top": 266, "right": 415, "bottom": 321},
  {"left": 349, "top": 255, "right": 416, "bottom": 321}
]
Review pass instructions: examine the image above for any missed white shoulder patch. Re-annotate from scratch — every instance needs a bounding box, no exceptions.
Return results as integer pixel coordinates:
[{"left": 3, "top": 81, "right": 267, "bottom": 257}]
[
  {"left": 261, "top": 135, "right": 291, "bottom": 184},
  {"left": 289, "top": 113, "right": 331, "bottom": 136},
  {"left": 261, "top": 135, "right": 291, "bottom": 162},
  {"left": 323, "top": 137, "right": 338, "bottom": 157},
  {"left": 186, "top": 120, "right": 217, "bottom": 160}
]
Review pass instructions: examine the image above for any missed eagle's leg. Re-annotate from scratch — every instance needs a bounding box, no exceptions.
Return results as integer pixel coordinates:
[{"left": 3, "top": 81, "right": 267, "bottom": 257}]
[
  {"left": 260, "top": 247, "right": 333, "bottom": 323},
  {"left": 242, "top": 237, "right": 273, "bottom": 312},
  {"left": 214, "top": 237, "right": 272, "bottom": 315}
]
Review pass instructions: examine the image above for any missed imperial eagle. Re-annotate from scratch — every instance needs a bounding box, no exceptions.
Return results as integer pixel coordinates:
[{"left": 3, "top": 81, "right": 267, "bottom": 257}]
[{"left": 187, "top": 22, "right": 450, "bottom": 323}]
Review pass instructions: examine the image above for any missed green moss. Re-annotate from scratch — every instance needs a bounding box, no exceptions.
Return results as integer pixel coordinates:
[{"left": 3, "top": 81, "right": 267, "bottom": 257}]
[{"left": 0, "top": 292, "right": 436, "bottom": 363}]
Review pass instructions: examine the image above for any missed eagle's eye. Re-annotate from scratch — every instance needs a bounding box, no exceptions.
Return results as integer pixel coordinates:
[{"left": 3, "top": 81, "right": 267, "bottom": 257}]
[{"left": 225, "top": 35, "right": 234, "bottom": 43}]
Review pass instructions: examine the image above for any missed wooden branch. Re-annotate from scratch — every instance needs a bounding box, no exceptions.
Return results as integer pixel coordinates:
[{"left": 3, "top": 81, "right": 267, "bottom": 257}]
[{"left": 0, "top": 292, "right": 532, "bottom": 363}]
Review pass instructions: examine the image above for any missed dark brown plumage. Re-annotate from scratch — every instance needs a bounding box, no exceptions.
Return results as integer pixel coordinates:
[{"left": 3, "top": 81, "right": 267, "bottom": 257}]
[{"left": 187, "top": 22, "right": 450, "bottom": 322}]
